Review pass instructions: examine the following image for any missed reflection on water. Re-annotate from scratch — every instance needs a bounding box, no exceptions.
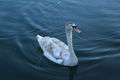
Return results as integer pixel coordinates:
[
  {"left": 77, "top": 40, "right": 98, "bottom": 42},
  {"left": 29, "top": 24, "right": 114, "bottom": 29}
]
[{"left": 0, "top": 0, "right": 120, "bottom": 80}]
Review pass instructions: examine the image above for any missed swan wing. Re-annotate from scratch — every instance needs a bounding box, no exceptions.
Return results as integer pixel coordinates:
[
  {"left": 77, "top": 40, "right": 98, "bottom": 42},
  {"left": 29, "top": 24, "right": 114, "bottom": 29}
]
[
  {"left": 51, "top": 38, "right": 69, "bottom": 50},
  {"left": 44, "top": 51, "right": 63, "bottom": 64},
  {"left": 37, "top": 36, "right": 70, "bottom": 65}
]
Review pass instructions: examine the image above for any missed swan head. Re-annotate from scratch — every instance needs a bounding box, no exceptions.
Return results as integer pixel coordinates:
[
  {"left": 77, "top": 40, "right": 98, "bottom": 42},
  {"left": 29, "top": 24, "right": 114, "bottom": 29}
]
[{"left": 66, "top": 22, "right": 81, "bottom": 33}]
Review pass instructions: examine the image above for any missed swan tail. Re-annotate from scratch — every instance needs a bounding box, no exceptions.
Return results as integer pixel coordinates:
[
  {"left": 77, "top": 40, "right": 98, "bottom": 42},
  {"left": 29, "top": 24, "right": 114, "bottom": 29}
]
[{"left": 36, "top": 35, "right": 43, "bottom": 39}]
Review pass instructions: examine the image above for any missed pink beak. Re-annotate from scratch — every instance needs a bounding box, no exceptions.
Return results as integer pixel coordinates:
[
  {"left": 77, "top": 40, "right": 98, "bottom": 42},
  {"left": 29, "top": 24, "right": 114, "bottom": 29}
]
[{"left": 73, "top": 27, "right": 81, "bottom": 33}]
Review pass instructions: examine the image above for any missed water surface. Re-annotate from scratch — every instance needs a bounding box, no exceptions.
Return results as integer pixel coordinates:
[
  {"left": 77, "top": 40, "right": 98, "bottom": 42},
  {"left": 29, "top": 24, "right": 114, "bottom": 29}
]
[{"left": 0, "top": 0, "right": 120, "bottom": 80}]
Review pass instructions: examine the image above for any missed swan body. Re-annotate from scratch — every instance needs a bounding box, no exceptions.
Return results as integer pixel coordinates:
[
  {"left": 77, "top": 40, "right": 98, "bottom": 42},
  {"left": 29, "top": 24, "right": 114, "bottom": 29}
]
[{"left": 36, "top": 22, "right": 80, "bottom": 66}]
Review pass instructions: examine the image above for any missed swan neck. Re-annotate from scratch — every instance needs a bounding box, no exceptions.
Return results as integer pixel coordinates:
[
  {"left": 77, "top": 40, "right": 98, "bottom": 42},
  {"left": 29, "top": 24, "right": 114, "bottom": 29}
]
[{"left": 66, "top": 29, "right": 75, "bottom": 56}]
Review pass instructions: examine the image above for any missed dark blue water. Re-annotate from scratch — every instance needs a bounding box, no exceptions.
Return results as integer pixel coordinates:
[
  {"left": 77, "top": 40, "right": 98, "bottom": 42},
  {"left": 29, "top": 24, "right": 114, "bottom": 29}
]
[{"left": 0, "top": 0, "right": 120, "bottom": 80}]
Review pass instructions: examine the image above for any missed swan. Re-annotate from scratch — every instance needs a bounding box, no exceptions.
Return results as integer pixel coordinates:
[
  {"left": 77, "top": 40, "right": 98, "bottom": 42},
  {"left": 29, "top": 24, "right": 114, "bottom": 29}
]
[{"left": 36, "top": 22, "right": 81, "bottom": 66}]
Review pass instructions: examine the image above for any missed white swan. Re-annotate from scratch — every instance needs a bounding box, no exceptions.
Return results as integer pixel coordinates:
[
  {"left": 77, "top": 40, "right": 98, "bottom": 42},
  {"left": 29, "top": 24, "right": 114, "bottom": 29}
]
[{"left": 36, "top": 22, "right": 81, "bottom": 66}]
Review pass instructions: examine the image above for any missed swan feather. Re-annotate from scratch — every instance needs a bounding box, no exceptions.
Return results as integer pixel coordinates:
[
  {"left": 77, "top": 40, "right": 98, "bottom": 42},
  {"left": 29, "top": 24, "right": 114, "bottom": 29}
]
[{"left": 37, "top": 35, "right": 71, "bottom": 65}]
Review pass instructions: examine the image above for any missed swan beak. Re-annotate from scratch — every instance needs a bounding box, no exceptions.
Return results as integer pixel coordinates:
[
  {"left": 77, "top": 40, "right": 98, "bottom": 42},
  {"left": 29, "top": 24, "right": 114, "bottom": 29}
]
[{"left": 73, "top": 27, "right": 81, "bottom": 33}]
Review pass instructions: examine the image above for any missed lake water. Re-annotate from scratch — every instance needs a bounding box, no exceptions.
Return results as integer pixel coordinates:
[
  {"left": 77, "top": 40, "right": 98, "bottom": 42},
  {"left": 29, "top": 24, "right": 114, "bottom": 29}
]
[{"left": 0, "top": 0, "right": 120, "bottom": 80}]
